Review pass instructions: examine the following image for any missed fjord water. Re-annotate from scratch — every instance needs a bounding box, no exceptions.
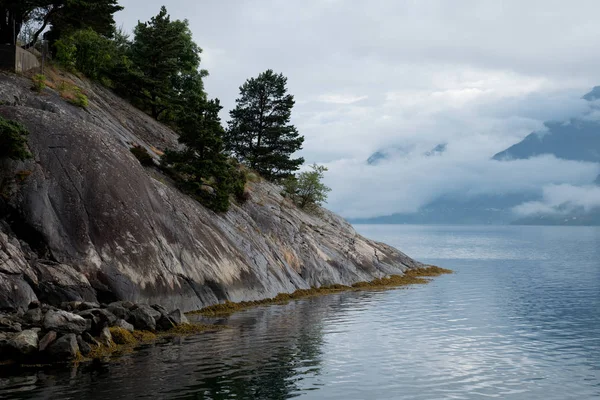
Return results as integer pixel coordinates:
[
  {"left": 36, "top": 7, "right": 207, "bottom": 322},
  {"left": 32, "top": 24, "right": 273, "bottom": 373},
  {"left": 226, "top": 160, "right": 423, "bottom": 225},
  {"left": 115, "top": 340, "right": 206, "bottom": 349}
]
[{"left": 1, "top": 225, "right": 599, "bottom": 399}]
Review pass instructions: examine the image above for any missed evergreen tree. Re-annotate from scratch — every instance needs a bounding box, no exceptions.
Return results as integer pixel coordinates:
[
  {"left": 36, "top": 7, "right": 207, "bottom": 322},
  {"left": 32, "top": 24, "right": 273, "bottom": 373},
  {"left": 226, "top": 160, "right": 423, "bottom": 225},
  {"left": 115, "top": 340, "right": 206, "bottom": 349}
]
[
  {"left": 162, "top": 92, "right": 245, "bottom": 212},
  {"left": 0, "top": 0, "right": 122, "bottom": 47},
  {"left": 129, "top": 6, "right": 206, "bottom": 120},
  {"left": 226, "top": 70, "right": 304, "bottom": 180}
]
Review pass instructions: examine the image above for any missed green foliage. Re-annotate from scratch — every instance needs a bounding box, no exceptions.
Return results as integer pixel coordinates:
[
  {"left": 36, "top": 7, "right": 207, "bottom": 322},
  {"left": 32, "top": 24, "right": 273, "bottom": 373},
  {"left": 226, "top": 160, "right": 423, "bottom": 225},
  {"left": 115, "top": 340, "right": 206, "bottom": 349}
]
[
  {"left": 130, "top": 145, "right": 155, "bottom": 167},
  {"left": 226, "top": 70, "right": 305, "bottom": 181},
  {"left": 0, "top": 0, "right": 123, "bottom": 49},
  {"left": 54, "top": 29, "right": 119, "bottom": 80},
  {"left": 0, "top": 116, "right": 32, "bottom": 161},
  {"left": 283, "top": 164, "right": 331, "bottom": 211},
  {"left": 129, "top": 6, "right": 207, "bottom": 120},
  {"left": 31, "top": 74, "right": 46, "bottom": 93},
  {"left": 69, "top": 89, "right": 89, "bottom": 108},
  {"left": 162, "top": 97, "right": 247, "bottom": 212}
]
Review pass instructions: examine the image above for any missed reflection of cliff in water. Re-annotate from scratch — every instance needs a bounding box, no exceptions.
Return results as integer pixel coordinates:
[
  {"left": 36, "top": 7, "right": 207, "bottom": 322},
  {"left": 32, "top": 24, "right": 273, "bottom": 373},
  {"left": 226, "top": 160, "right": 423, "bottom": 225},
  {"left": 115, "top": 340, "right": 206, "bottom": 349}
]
[{"left": 0, "top": 291, "right": 379, "bottom": 399}]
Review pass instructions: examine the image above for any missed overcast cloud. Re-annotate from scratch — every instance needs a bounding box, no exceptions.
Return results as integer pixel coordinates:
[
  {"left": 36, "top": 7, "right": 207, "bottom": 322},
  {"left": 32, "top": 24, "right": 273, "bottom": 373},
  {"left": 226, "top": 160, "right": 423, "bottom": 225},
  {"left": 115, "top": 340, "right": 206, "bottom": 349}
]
[{"left": 116, "top": 0, "right": 600, "bottom": 218}]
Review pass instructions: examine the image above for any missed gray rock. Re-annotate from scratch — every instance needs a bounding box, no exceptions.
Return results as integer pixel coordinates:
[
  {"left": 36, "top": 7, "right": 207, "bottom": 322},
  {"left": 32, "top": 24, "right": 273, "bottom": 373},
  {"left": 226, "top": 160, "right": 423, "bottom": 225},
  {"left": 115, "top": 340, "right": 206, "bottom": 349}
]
[
  {"left": 38, "top": 331, "right": 57, "bottom": 352},
  {"left": 133, "top": 305, "right": 161, "bottom": 321},
  {"left": 107, "top": 305, "right": 130, "bottom": 320},
  {"left": 168, "top": 309, "right": 189, "bottom": 326},
  {"left": 151, "top": 304, "right": 168, "bottom": 314},
  {"left": 99, "top": 327, "right": 112, "bottom": 347},
  {"left": 82, "top": 332, "right": 100, "bottom": 347},
  {"left": 78, "top": 309, "right": 117, "bottom": 334},
  {"left": 28, "top": 301, "right": 41, "bottom": 310},
  {"left": 24, "top": 308, "right": 43, "bottom": 325},
  {"left": 43, "top": 310, "right": 88, "bottom": 334},
  {"left": 77, "top": 302, "right": 100, "bottom": 311},
  {"left": 0, "top": 317, "right": 22, "bottom": 333},
  {"left": 113, "top": 319, "right": 134, "bottom": 332},
  {"left": 127, "top": 308, "right": 156, "bottom": 331},
  {"left": 156, "top": 314, "right": 175, "bottom": 331},
  {"left": 47, "top": 333, "right": 79, "bottom": 360},
  {"left": 0, "top": 74, "right": 424, "bottom": 314},
  {"left": 76, "top": 335, "right": 91, "bottom": 356},
  {"left": 60, "top": 301, "right": 82, "bottom": 312},
  {"left": 9, "top": 329, "right": 39, "bottom": 356}
]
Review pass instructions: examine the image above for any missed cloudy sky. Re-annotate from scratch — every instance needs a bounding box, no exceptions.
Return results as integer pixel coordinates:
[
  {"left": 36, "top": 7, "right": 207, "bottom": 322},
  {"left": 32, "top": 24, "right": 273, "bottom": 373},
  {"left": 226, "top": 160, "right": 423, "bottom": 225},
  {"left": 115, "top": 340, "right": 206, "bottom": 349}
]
[{"left": 116, "top": 0, "right": 600, "bottom": 218}]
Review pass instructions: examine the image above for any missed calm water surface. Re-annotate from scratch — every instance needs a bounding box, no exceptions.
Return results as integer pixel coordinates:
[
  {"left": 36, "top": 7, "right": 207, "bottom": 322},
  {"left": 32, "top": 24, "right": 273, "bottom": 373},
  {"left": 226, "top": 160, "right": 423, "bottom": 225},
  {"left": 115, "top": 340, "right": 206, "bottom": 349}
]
[{"left": 1, "top": 225, "right": 599, "bottom": 399}]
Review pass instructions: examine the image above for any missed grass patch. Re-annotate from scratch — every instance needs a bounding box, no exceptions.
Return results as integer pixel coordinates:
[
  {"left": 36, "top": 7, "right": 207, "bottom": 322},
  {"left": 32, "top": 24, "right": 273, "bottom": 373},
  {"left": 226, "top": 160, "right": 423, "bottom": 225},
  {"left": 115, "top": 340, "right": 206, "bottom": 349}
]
[
  {"left": 109, "top": 327, "right": 136, "bottom": 345},
  {"left": 131, "top": 330, "right": 157, "bottom": 342},
  {"left": 160, "top": 323, "right": 226, "bottom": 337},
  {"left": 192, "top": 266, "right": 453, "bottom": 317}
]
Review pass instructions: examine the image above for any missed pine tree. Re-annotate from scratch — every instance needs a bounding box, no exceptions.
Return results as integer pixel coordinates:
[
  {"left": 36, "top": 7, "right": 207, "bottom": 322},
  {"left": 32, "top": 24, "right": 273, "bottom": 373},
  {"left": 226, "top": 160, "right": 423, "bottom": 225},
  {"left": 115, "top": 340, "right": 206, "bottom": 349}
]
[
  {"left": 226, "top": 70, "right": 304, "bottom": 180},
  {"left": 129, "top": 6, "right": 206, "bottom": 120},
  {"left": 162, "top": 92, "right": 245, "bottom": 213}
]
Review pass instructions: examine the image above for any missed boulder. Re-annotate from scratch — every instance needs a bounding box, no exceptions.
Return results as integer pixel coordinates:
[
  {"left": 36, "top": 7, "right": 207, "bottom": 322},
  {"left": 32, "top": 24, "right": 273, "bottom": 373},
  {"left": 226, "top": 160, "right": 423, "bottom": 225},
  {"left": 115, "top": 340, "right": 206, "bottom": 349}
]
[
  {"left": 168, "top": 309, "right": 189, "bottom": 326},
  {"left": 156, "top": 314, "right": 175, "bottom": 331},
  {"left": 82, "top": 332, "right": 100, "bottom": 347},
  {"left": 47, "top": 334, "right": 79, "bottom": 360},
  {"left": 0, "top": 317, "right": 22, "bottom": 333},
  {"left": 127, "top": 308, "right": 156, "bottom": 331},
  {"left": 78, "top": 309, "right": 117, "bottom": 334},
  {"left": 113, "top": 319, "right": 134, "bottom": 333},
  {"left": 109, "top": 301, "right": 135, "bottom": 310},
  {"left": 38, "top": 331, "right": 57, "bottom": 352},
  {"left": 151, "top": 304, "right": 168, "bottom": 314},
  {"left": 77, "top": 302, "right": 100, "bottom": 311},
  {"left": 107, "top": 305, "right": 130, "bottom": 320},
  {"left": 60, "top": 301, "right": 82, "bottom": 312},
  {"left": 43, "top": 310, "right": 88, "bottom": 334},
  {"left": 132, "top": 304, "right": 161, "bottom": 321},
  {"left": 99, "top": 327, "right": 112, "bottom": 347},
  {"left": 76, "top": 335, "right": 91, "bottom": 356},
  {"left": 23, "top": 308, "right": 43, "bottom": 325},
  {"left": 9, "top": 329, "right": 39, "bottom": 356}
]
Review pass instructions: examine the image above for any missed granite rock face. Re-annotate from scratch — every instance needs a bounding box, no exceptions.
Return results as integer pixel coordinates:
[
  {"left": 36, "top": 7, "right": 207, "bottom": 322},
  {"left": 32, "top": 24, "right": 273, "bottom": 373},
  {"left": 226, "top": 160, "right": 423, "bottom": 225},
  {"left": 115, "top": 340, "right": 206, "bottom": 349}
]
[{"left": 0, "top": 72, "right": 423, "bottom": 313}]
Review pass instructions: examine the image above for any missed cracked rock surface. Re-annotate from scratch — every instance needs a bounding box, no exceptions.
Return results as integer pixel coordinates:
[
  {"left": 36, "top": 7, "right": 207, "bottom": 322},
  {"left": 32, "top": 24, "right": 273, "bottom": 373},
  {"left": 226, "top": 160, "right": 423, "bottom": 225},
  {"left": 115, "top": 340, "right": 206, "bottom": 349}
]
[{"left": 0, "top": 72, "right": 423, "bottom": 312}]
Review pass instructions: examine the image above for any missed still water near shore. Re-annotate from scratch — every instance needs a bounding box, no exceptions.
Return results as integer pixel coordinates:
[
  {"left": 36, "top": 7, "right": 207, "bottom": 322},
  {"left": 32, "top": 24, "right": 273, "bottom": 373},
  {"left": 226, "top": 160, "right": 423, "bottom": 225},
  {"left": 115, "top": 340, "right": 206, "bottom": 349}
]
[{"left": 1, "top": 224, "right": 599, "bottom": 399}]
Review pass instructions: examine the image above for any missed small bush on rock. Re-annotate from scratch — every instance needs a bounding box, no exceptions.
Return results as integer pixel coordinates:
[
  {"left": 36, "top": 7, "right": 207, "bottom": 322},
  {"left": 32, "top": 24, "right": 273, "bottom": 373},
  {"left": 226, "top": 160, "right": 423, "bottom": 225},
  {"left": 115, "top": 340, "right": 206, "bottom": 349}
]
[
  {"left": 0, "top": 117, "right": 32, "bottom": 161},
  {"left": 31, "top": 74, "right": 46, "bottom": 93}
]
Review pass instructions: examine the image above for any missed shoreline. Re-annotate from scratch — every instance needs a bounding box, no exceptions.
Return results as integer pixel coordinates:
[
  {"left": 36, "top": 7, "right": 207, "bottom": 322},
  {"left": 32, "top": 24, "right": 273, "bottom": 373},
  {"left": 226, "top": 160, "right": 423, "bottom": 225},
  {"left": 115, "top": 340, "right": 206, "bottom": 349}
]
[
  {"left": 0, "top": 266, "right": 451, "bottom": 368},
  {"left": 191, "top": 266, "right": 453, "bottom": 317}
]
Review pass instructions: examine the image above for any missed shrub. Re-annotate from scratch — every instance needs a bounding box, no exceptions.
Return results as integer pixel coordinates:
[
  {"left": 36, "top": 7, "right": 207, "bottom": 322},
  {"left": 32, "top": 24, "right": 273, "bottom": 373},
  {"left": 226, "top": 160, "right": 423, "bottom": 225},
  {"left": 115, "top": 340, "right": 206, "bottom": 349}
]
[
  {"left": 283, "top": 164, "right": 331, "bottom": 211},
  {"left": 0, "top": 116, "right": 32, "bottom": 161},
  {"left": 31, "top": 74, "right": 46, "bottom": 93},
  {"left": 69, "top": 89, "right": 89, "bottom": 108},
  {"left": 130, "top": 145, "right": 155, "bottom": 166}
]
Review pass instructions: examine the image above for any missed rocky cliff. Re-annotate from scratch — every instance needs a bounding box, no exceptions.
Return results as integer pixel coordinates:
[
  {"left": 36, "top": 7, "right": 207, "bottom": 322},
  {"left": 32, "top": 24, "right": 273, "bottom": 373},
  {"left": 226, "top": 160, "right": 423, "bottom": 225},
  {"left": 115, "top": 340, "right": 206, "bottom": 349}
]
[{"left": 0, "top": 71, "right": 422, "bottom": 313}]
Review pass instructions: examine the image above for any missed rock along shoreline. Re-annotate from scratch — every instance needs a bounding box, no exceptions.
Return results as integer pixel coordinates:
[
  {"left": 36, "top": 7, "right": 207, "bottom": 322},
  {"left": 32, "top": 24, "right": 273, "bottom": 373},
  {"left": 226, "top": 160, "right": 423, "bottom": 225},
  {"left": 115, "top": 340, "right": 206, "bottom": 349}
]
[
  {"left": 0, "top": 266, "right": 452, "bottom": 366},
  {"left": 0, "top": 299, "right": 214, "bottom": 367}
]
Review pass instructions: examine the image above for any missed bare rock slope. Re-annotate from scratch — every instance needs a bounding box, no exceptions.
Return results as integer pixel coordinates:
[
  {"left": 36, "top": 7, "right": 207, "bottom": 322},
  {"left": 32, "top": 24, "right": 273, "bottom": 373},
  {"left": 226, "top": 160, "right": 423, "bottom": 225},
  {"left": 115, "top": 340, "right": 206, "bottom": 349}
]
[{"left": 0, "top": 72, "right": 422, "bottom": 312}]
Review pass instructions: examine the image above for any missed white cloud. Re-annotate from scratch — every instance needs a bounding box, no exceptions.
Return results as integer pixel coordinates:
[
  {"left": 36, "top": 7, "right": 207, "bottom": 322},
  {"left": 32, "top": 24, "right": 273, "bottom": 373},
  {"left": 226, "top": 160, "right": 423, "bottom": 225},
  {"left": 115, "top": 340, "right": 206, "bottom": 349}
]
[
  {"left": 115, "top": 1, "right": 600, "bottom": 218},
  {"left": 513, "top": 184, "right": 600, "bottom": 216}
]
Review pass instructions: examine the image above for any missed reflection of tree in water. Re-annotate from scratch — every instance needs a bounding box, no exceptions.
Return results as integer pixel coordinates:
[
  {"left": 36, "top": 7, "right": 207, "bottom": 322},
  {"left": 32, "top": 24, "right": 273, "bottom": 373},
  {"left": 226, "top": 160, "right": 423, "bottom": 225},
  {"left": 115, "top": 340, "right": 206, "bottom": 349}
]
[{"left": 184, "top": 299, "right": 328, "bottom": 399}]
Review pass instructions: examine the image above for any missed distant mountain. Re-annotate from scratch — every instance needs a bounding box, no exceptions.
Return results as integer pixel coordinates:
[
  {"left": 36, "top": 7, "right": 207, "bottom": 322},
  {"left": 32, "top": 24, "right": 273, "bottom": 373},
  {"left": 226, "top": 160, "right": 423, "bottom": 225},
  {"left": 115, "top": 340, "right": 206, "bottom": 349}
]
[
  {"left": 366, "top": 143, "right": 446, "bottom": 165},
  {"left": 356, "top": 86, "right": 600, "bottom": 226},
  {"left": 493, "top": 120, "right": 600, "bottom": 162},
  {"left": 350, "top": 193, "right": 534, "bottom": 225},
  {"left": 493, "top": 87, "right": 600, "bottom": 163}
]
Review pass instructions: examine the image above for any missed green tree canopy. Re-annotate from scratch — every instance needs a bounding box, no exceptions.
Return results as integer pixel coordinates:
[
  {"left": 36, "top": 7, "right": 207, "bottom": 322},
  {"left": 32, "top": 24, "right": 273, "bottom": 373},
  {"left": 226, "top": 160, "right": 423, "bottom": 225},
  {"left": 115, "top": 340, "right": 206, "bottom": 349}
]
[
  {"left": 283, "top": 164, "right": 331, "bottom": 211},
  {"left": 0, "top": 0, "right": 122, "bottom": 47},
  {"left": 226, "top": 69, "right": 304, "bottom": 181},
  {"left": 161, "top": 93, "right": 246, "bottom": 212},
  {"left": 129, "top": 6, "right": 207, "bottom": 120}
]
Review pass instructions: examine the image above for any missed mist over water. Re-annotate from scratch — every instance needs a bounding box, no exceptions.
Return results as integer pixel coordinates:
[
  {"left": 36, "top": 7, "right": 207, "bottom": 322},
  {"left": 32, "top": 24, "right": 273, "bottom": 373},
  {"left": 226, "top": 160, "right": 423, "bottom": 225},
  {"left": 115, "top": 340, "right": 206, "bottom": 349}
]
[{"left": 1, "top": 225, "right": 599, "bottom": 399}]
